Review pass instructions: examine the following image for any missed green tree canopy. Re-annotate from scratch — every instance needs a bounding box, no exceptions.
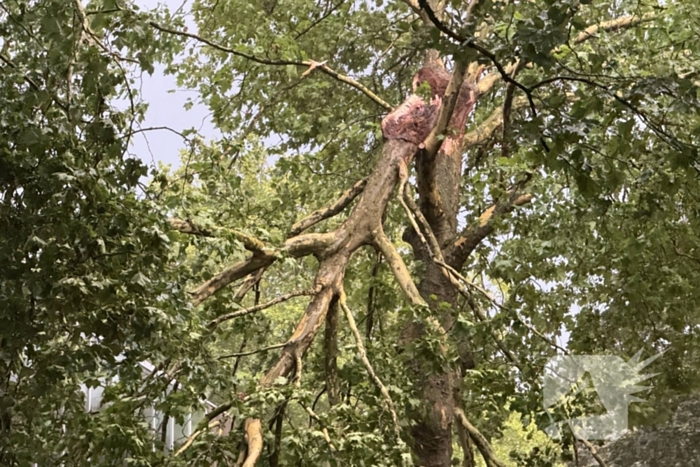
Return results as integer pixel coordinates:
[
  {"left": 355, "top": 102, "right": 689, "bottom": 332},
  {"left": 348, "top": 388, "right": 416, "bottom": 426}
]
[{"left": 1, "top": 0, "right": 699, "bottom": 466}]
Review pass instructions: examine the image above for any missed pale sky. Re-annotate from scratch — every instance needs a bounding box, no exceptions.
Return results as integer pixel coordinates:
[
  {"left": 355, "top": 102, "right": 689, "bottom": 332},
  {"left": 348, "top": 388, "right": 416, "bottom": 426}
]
[{"left": 129, "top": 0, "right": 218, "bottom": 170}]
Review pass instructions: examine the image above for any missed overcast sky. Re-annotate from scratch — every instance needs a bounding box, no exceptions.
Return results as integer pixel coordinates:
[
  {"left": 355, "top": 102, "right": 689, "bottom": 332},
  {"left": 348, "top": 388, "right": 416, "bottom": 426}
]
[{"left": 129, "top": 0, "right": 218, "bottom": 171}]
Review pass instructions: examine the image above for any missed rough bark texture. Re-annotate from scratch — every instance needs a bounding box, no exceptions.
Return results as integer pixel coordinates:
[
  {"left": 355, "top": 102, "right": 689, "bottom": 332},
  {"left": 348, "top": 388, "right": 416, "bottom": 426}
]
[
  {"left": 399, "top": 62, "right": 479, "bottom": 466},
  {"left": 574, "top": 394, "right": 700, "bottom": 467}
]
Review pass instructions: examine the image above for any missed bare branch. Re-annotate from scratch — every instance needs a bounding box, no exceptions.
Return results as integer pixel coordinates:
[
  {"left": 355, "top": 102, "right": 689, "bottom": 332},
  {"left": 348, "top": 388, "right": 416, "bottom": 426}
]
[
  {"left": 209, "top": 288, "right": 319, "bottom": 327},
  {"left": 373, "top": 229, "right": 426, "bottom": 308},
  {"left": 301, "top": 403, "right": 337, "bottom": 451},
  {"left": 462, "top": 96, "right": 528, "bottom": 148},
  {"left": 454, "top": 408, "right": 508, "bottom": 467},
  {"left": 449, "top": 192, "right": 532, "bottom": 268},
  {"left": 241, "top": 418, "right": 263, "bottom": 467},
  {"left": 219, "top": 342, "right": 287, "bottom": 359},
  {"left": 190, "top": 255, "right": 274, "bottom": 307},
  {"left": 579, "top": 438, "right": 609, "bottom": 467},
  {"left": 169, "top": 218, "right": 267, "bottom": 253},
  {"left": 573, "top": 13, "right": 655, "bottom": 45},
  {"left": 340, "top": 292, "right": 400, "bottom": 437},
  {"left": 289, "top": 178, "right": 368, "bottom": 237},
  {"left": 149, "top": 22, "right": 392, "bottom": 110},
  {"left": 190, "top": 231, "right": 335, "bottom": 306},
  {"left": 324, "top": 299, "right": 342, "bottom": 406}
]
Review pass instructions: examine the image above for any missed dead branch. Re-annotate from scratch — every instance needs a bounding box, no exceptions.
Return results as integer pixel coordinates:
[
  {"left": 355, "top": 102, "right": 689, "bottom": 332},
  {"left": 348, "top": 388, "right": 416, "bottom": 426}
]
[
  {"left": 149, "top": 22, "right": 392, "bottom": 110},
  {"left": 190, "top": 231, "right": 336, "bottom": 306},
  {"left": 339, "top": 292, "right": 400, "bottom": 437},
  {"left": 454, "top": 408, "right": 508, "bottom": 467},
  {"left": 209, "top": 288, "right": 319, "bottom": 327},
  {"left": 289, "top": 178, "right": 368, "bottom": 237}
]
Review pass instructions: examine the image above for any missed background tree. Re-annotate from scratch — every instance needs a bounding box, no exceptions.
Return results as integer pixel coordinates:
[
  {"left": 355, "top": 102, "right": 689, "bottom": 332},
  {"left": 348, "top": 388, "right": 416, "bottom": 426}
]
[{"left": 1, "top": 0, "right": 700, "bottom": 466}]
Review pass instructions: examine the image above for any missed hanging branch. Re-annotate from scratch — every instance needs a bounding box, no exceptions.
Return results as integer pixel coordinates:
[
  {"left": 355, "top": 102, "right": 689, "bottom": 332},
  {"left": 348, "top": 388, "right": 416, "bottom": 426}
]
[
  {"left": 241, "top": 419, "right": 263, "bottom": 467},
  {"left": 339, "top": 292, "right": 400, "bottom": 438},
  {"left": 300, "top": 402, "right": 337, "bottom": 452},
  {"left": 454, "top": 408, "right": 508, "bottom": 467},
  {"left": 324, "top": 299, "right": 342, "bottom": 406}
]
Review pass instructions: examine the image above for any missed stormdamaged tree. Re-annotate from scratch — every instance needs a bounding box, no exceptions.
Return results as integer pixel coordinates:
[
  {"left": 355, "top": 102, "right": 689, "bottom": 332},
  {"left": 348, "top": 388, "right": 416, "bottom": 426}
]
[{"left": 2, "top": 0, "right": 700, "bottom": 466}]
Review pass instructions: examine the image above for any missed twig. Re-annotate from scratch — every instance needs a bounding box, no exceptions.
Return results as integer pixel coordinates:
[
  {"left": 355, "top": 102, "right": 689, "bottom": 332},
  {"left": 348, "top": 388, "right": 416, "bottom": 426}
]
[
  {"left": 209, "top": 288, "right": 318, "bottom": 327},
  {"left": 169, "top": 218, "right": 268, "bottom": 253},
  {"left": 174, "top": 420, "right": 220, "bottom": 456},
  {"left": 219, "top": 342, "right": 287, "bottom": 359},
  {"left": 300, "top": 403, "right": 337, "bottom": 451},
  {"left": 579, "top": 438, "right": 608, "bottom": 467}
]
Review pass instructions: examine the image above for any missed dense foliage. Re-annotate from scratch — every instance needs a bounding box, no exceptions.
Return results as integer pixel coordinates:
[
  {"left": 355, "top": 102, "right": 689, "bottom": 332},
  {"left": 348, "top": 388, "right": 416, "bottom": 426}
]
[{"left": 1, "top": 0, "right": 699, "bottom": 466}]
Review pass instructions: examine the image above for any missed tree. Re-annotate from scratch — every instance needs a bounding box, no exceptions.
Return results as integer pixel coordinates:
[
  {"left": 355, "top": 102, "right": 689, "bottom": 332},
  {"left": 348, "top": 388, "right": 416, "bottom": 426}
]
[{"left": 2, "top": 0, "right": 700, "bottom": 466}]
